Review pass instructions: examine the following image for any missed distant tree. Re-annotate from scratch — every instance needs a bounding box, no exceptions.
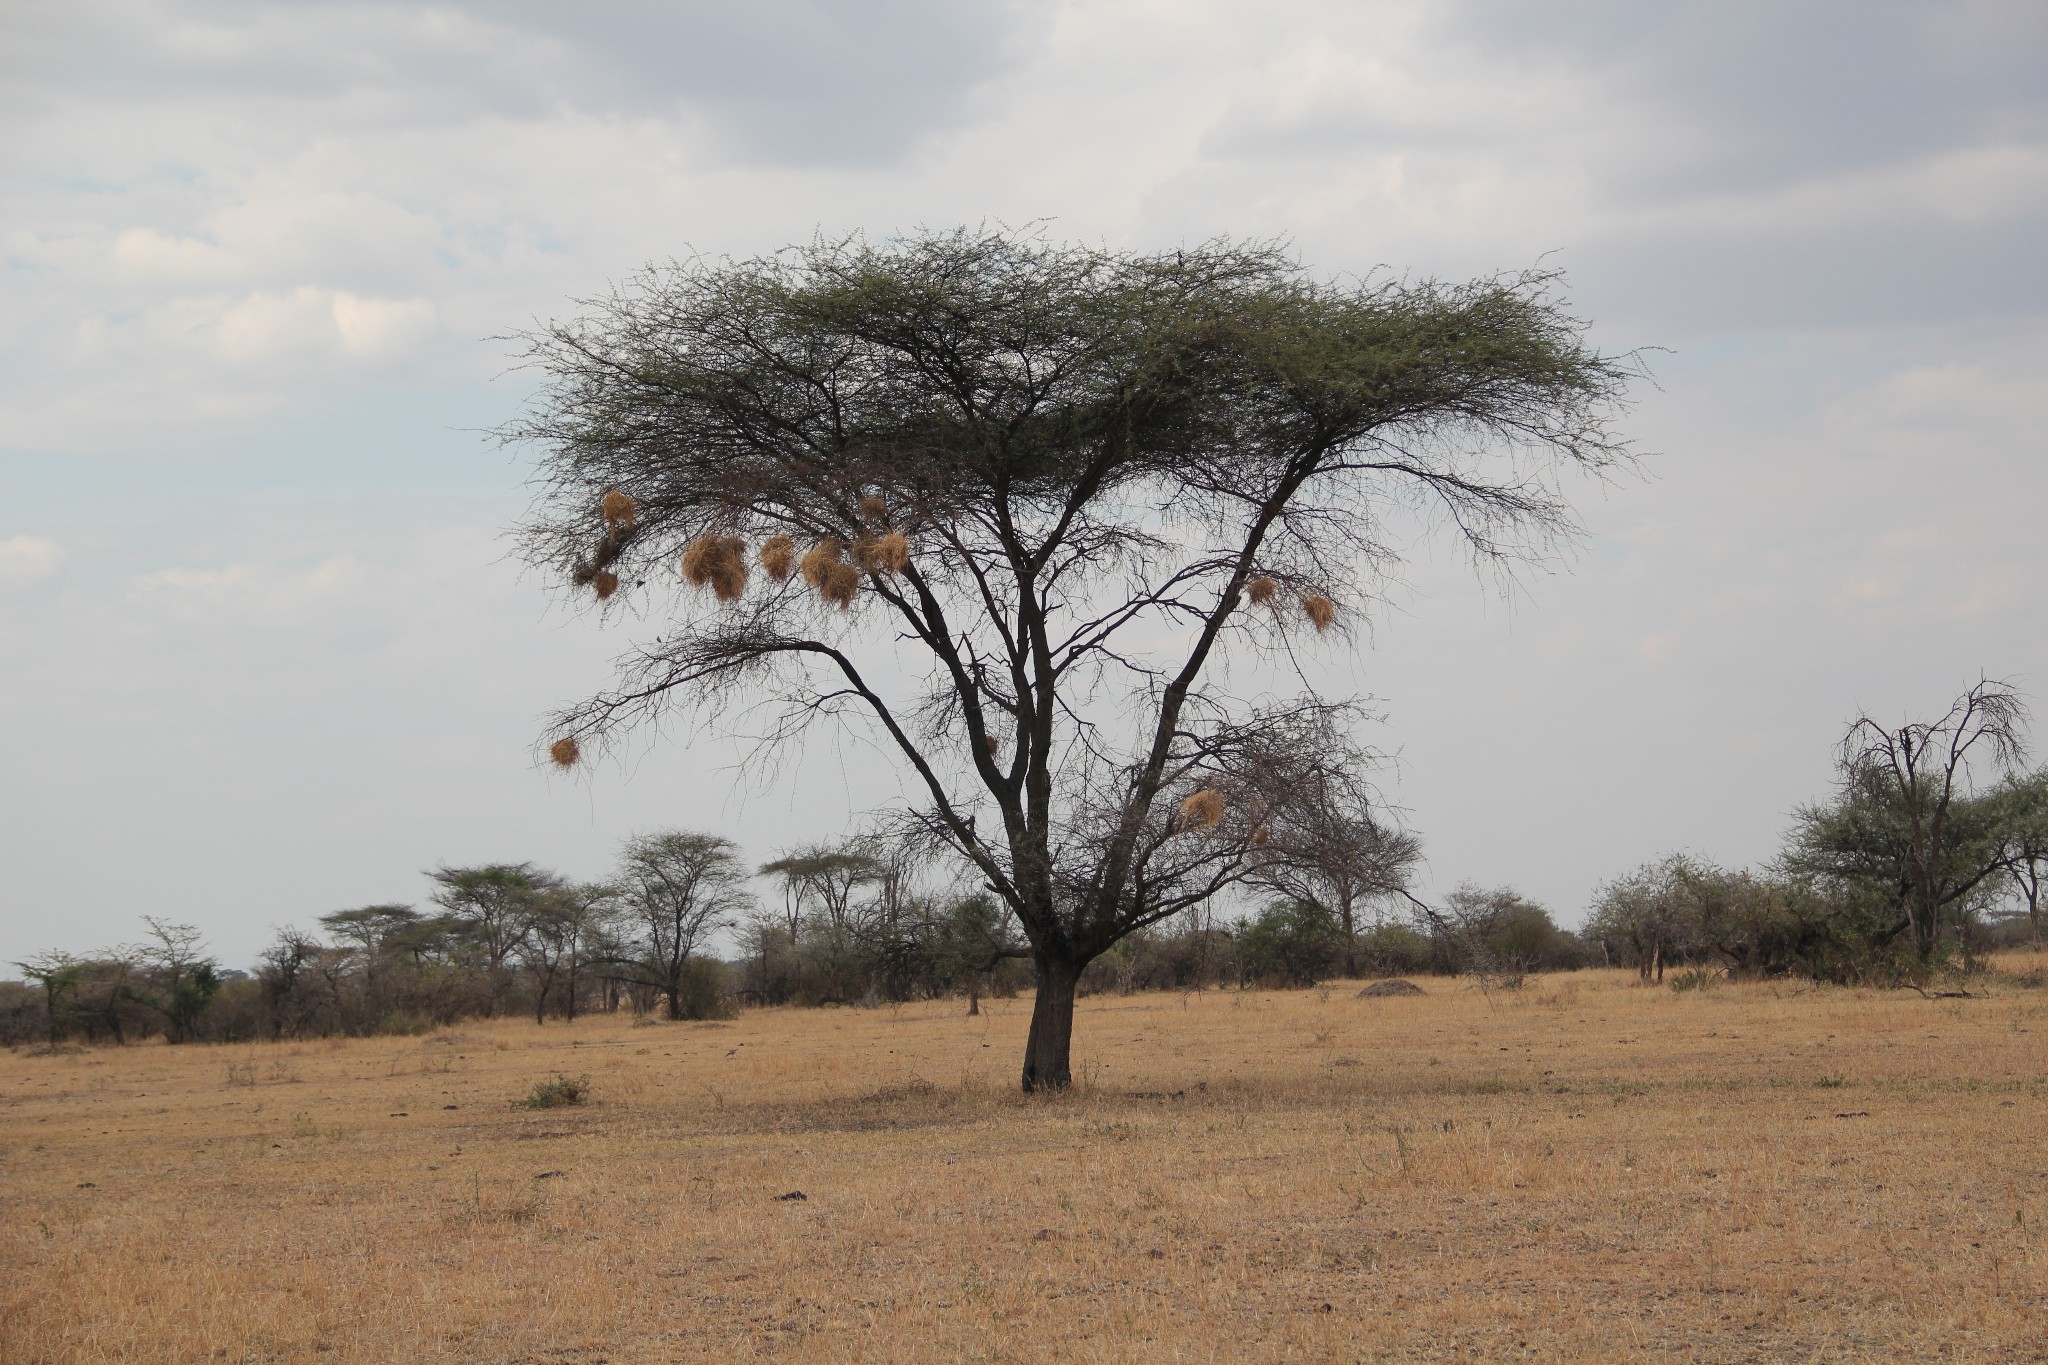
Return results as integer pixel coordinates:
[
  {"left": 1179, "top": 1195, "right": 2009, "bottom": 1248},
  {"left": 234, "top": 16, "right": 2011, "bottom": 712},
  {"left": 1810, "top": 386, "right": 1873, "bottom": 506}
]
[
  {"left": 134, "top": 919, "right": 221, "bottom": 1044},
  {"left": 1237, "top": 899, "right": 1345, "bottom": 987},
  {"left": 384, "top": 914, "right": 462, "bottom": 965},
  {"left": 1585, "top": 854, "right": 1710, "bottom": 983},
  {"left": 759, "top": 843, "right": 883, "bottom": 938},
  {"left": 1426, "top": 883, "right": 1576, "bottom": 986},
  {"left": 318, "top": 905, "right": 423, "bottom": 957},
  {"left": 1785, "top": 679, "right": 2028, "bottom": 967},
  {"left": 256, "top": 927, "right": 323, "bottom": 1039},
  {"left": 1248, "top": 713, "right": 1421, "bottom": 970},
  {"left": 614, "top": 832, "right": 752, "bottom": 1020},
  {"left": 516, "top": 882, "right": 618, "bottom": 1024},
  {"left": 1997, "top": 769, "right": 2048, "bottom": 945},
  {"left": 507, "top": 228, "right": 1636, "bottom": 1088},
  {"left": 934, "top": 893, "right": 1025, "bottom": 1014},
  {"left": 82, "top": 952, "right": 140, "bottom": 1044},
  {"left": 430, "top": 864, "right": 549, "bottom": 1005},
  {"left": 13, "top": 951, "right": 83, "bottom": 1045}
]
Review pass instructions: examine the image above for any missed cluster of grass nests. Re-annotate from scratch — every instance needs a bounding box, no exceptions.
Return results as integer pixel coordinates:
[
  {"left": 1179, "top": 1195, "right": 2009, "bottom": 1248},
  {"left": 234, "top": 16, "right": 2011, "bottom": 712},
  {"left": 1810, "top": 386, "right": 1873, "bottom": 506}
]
[
  {"left": 1246, "top": 575, "right": 1336, "bottom": 632},
  {"left": 572, "top": 490, "right": 916, "bottom": 611},
  {"left": 553, "top": 496, "right": 1336, "bottom": 772}
]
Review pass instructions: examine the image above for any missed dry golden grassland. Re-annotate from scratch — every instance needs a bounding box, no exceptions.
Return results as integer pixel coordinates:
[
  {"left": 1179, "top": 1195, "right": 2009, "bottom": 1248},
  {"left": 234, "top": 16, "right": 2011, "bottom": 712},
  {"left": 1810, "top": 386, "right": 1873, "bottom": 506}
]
[{"left": 4, "top": 961, "right": 2046, "bottom": 1363}]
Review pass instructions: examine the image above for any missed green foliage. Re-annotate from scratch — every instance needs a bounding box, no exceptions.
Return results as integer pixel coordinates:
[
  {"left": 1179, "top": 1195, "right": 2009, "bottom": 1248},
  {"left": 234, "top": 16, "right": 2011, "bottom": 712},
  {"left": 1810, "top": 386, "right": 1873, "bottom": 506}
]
[
  {"left": 1238, "top": 900, "right": 1346, "bottom": 987},
  {"left": 1353, "top": 923, "right": 1433, "bottom": 977},
  {"left": 1429, "top": 884, "right": 1584, "bottom": 985},
  {"left": 514, "top": 1074, "right": 590, "bottom": 1110}
]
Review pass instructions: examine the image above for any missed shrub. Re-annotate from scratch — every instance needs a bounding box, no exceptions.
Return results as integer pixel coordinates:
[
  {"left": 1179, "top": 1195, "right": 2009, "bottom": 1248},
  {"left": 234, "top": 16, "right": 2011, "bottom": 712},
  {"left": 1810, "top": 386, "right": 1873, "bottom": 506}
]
[
  {"left": 1353, "top": 923, "right": 1432, "bottom": 977},
  {"left": 514, "top": 1074, "right": 589, "bottom": 1110},
  {"left": 1238, "top": 900, "right": 1345, "bottom": 987}
]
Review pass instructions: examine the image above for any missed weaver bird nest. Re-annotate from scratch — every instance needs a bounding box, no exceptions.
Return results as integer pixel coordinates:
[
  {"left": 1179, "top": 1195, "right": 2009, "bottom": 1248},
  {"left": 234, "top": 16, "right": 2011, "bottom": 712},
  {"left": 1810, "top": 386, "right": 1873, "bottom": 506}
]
[
  {"left": 758, "top": 534, "right": 797, "bottom": 582},
  {"left": 1177, "top": 788, "right": 1226, "bottom": 832},
  {"left": 682, "top": 535, "right": 749, "bottom": 602}
]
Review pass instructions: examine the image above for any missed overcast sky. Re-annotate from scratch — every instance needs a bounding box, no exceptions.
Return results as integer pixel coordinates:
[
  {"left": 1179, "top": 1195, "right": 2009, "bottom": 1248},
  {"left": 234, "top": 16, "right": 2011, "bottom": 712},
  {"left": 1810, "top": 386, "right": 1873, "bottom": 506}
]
[{"left": 3, "top": 0, "right": 2045, "bottom": 967}]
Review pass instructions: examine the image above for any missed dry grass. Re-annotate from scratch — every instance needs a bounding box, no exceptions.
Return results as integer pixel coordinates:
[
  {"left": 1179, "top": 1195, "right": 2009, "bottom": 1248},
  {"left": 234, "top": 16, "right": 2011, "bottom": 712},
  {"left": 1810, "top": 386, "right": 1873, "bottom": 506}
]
[{"left": 4, "top": 958, "right": 2046, "bottom": 1363}]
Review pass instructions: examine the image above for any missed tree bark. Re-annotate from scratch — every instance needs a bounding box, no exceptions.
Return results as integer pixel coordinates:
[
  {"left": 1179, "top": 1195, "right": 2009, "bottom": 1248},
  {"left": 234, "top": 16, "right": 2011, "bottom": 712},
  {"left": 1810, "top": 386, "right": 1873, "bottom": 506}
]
[{"left": 1021, "top": 953, "right": 1084, "bottom": 1092}]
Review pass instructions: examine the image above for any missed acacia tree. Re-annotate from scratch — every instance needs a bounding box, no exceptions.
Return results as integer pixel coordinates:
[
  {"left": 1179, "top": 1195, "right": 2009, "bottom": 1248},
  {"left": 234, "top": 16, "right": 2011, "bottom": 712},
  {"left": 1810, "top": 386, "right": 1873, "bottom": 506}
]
[
  {"left": 317, "top": 904, "right": 422, "bottom": 986},
  {"left": 135, "top": 919, "right": 220, "bottom": 1045},
  {"left": 430, "top": 863, "right": 548, "bottom": 1007},
  {"left": 506, "top": 228, "right": 1634, "bottom": 1090},
  {"left": 515, "top": 882, "right": 616, "bottom": 1024},
  {"left": 614, "top": 831, "right": 752, "bottom": 1020},
  {"left": 13, "top": 951, "right": 83, "bottom": 1045},
  {"left": 1998, "top": 769, "right": 2048, "bottom": 945},
  {"left": 759, "top": 844, "right": 882, "bottom": 938},
  {"left": 1248, "top": 711, "right": 1421, "bottom": 969}
]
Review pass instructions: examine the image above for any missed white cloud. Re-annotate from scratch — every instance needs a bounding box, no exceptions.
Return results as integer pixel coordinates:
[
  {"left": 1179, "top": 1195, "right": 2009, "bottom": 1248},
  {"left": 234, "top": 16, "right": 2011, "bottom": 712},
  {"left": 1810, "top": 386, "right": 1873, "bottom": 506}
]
[
  {"left": 136, "top": 563, "right": 257, "bottom": 593},
  {"left": 331, "top": 292, "right": 436, "bottom": 359},
  {"left": 0, "top": 535, "right": 63, "bottom": 587},
  {"left": 1633, "top": 630, "right": 1679, "bottom": 664}
]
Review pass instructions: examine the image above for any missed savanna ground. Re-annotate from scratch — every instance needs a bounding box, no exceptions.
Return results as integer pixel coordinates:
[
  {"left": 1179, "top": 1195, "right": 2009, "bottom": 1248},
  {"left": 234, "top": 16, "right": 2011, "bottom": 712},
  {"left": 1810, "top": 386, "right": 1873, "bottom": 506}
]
[{"left": 3, "top": 960, "right": 2046, "bottom": 1363}]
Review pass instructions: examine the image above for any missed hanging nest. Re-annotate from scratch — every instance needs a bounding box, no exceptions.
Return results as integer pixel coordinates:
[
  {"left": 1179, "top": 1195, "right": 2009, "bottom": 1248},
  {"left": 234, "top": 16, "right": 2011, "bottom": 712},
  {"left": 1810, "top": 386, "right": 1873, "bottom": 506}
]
[
  {"left": 599, "top": 489, "right": 639, "bottom": 527},
  {"left": 1247, "top": 575, "right": 1278, "bottom": 607},
  {"left": 682, "top": 534, "right": 749, "bottom": 602},
  {"left": 593, "top": 570, "right": 620, "bottom": 601},
  {"left": 1177, "top": 788, "right": 1226, "bottom": 832},
  {"left": 849, "top": 532, "right": 911, "bottom": 577},
  {"left": 858, "top": 495, "right": 889, "bottom": 524},
  {"left": 548, "top": 737, "right": 580, "bottom": 769},
  {"left": 1251, "top": 825, "right": 1270, "bottom": 847},
  {"left": 759, "top": 534, "right": 796, "bottom": 582},
  {"left": 800, "top": 538, "right": 846, "bottom": 589},
  {"left": 570, "top": 560, "right": 598, "bottom": 587},
  {"left": 820, "top": 561, "right": 861, "bottom": 609},
  {"left": 1302, "top": 593, "right": 1337, "bottom": 633}
]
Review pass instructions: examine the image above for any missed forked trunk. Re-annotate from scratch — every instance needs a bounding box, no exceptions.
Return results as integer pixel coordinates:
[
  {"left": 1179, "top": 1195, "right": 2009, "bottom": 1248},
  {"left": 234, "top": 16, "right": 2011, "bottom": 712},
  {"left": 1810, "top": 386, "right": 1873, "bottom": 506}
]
[{"left": 1021, "top": 953, "right": 1084, "bottom": 1092}]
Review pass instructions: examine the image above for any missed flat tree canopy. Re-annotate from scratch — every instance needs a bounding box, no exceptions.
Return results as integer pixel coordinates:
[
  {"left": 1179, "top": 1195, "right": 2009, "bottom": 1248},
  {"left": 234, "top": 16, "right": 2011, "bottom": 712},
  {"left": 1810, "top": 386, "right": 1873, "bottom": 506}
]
[{"left": 503, "top": 227, "right": 1636, "bottom": 1090}]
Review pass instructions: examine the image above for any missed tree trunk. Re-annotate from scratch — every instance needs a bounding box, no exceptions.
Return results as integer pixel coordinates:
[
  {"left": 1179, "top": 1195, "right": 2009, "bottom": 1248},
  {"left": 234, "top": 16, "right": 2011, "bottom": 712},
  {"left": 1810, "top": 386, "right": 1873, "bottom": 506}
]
[
  {"left": 1021, "top": 954, "right": 1083, "bottom": 1092},
  {"left": 1339, "top": 895, "right": 1358, "bottom": 977}
]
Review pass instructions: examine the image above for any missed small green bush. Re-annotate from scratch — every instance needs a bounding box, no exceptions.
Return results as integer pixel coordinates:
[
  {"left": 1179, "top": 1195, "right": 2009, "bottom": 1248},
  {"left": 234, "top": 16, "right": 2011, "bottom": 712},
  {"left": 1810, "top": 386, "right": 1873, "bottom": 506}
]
[{"left": 514, "top": 1074, "right": 589, "bottom": 1110}]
